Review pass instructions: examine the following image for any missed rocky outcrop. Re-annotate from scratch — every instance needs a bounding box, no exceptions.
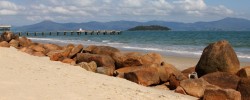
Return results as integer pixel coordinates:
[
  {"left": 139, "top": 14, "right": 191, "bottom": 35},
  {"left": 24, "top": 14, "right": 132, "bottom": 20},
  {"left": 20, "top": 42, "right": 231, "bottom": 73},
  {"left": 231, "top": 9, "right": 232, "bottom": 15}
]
[
  {"left": 203, "top": 88, "right": 241, "bottom": 100},
  {"left": 62, "top": 58, "right": 76, "bottom": 65},
  {"left": 237, "top": 78, "right": 250, "bottom": 100},
  {"left": 201, "top": 72, "right": 240, "bottom": 90},
  {"left": 237, "top": 66, "right": 250, "bottom": 78},
  {"left": 97, "top": 67, "right": 114, "bottom": 76},
  {"left": 18, "top": 37, "right": 32, "bottom": 47},
  {"left": 43, "top": 43, "right": 62, "bottom": 51},
  {"left": 195, "top": 40, "right": 240, "bottom": 77}
]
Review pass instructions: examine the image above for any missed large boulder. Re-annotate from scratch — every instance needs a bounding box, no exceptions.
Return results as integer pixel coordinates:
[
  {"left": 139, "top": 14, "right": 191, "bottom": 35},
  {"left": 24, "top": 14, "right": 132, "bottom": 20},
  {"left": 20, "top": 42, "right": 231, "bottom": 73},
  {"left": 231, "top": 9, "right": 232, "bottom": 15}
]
[
  {"left": 114, "top": 66, "right": 144, "bottom": 78},
  {"left": 43, "top": 43, "right": 62, "bottom": 51},
  {"left": 203, "top": 88, "right": 241, "bottom": 100},
  {"left": 195, "top": 40, "right": 240, "bottom": 77},
  {"left": 201, "top": 72, "right": 240, "bottom": 90},
  {"left": 237, "top": 78, "right": 250, "bottom": 100},
  {"left": 140, "top": 53, "right": 163, "bottom": 66},
  {"left": 112, "top": 52, "right": 143, "bottom": 69},
  {"left": 0, "top": 41, "right": 10, "bottom": 47},
  {"left": 61, "top": 44, "right": 74, "bottom": 57},
  {"left": 237, "top": 66, "right": 250, "bottom": 78},
  {"left": 68, "top": 44, "right": 83, "bottom": 58},
  {"left": 0, "top": 31, "right": 18, "bottom": 42},
  {"left": 76, "top": 53, "right": 115, "bottom": 75},
  {"left": 180, "top": 78, "right": 210, "bottom": 98},
  {"left": 49, "top": 53, "right": 64, "bottom": 61},
  {"left": 78, "top": 61, "right": 97, "bottom": 72},
  {"left": 9, "top": 39, "right": 20, "bottom": 48},
  {"left": 124, "top": 67, "right": 160, "bottom": 86},
  {"left": 90, "top": 46, "right": 120, "bottom": 56}
]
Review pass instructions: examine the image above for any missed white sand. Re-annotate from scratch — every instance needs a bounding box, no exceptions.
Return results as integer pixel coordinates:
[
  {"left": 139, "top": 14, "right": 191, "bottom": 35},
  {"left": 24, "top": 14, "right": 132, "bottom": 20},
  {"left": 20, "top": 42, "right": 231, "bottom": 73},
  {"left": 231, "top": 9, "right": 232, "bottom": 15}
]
[{"left": 0, "top": 47, "right": 196, "bottom": 100}]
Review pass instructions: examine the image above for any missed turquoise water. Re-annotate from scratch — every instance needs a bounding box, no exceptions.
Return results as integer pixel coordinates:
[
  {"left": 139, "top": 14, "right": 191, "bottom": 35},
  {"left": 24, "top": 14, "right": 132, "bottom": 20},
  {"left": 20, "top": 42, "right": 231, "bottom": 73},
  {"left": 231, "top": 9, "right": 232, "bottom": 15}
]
[{"left": 27, "top": 31, "right": 250, "bottom": 62}]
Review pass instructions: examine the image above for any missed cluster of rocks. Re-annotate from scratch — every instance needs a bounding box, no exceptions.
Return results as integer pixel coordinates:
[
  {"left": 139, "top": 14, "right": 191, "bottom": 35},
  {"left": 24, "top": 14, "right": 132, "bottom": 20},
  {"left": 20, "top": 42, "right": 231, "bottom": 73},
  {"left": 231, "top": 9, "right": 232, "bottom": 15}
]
[{"left": 1, "top": 31, "right": 250, "bottom": 100}]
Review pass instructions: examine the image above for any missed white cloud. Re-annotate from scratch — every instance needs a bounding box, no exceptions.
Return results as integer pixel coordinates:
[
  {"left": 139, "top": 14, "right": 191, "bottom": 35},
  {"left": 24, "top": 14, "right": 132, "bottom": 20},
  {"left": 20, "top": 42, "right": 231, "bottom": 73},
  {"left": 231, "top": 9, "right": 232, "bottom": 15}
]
[{"left": 0, "top": 1, "right": 23, "bottom": 15}]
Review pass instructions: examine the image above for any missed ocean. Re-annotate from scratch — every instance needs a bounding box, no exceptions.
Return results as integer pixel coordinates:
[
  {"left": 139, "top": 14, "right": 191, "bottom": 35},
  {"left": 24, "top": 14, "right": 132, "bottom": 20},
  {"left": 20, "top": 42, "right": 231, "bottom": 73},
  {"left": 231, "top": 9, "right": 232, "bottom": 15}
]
[{"left": 27, "top": 31, "right": 250, "bottom": 62}]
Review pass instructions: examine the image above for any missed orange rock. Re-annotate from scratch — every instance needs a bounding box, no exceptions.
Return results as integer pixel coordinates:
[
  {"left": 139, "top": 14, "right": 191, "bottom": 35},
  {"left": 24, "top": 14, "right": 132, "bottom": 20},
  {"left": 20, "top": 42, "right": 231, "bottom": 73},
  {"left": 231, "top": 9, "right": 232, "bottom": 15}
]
[
  {"left": 237, "top": 66, "right": 250, "bottom": 78},
  {"left": 32, "top": 52, "right": 46, "bottom": 57},
  {"left": 201, "top": 72, "right": 240, "bottom": 90},
  {"left": 68, "top": 44, "right": 83, "bottom": 58},
  {"left": 124, "top": 67, "right": 160, "bottom": 86},
  {"left": 204, "top": 88, "right": 241, "bottom": 100},
  {"left": 196, "top": 40, "right": 240, "bottom": 77},
  {"left": 62, "top": 58, "right": 76, "bottom": 65},
  {"left": 50, "top": 53, "right": 64, "bottom": 61},
  {"left": 175, "top": 86, "right": 186, "bottom": 95},
  {"left": 9, "top": 39, "right": 20, "bottom": 48},
  {"left": 0, "top": 41, "right": 10, "bottom": 47},
  {"left": 237, "top": 78, "right": 250, "bottom": 100},
  {"left": 43, "top": 43, "right": 62, "bottom": 51}
]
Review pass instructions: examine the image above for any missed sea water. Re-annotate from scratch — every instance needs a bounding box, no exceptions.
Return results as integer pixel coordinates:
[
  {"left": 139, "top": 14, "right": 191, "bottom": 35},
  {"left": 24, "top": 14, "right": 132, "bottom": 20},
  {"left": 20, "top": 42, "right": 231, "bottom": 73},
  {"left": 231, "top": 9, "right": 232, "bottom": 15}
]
[{"left": 27, "top": 31, "right": 250, "bottom": 62}]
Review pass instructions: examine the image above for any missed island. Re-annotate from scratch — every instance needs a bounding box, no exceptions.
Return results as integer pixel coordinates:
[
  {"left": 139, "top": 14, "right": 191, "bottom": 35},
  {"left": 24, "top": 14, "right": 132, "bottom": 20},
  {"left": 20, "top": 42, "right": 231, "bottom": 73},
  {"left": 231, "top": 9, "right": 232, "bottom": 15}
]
[{"left": 127, "top": 25, "right": 171, "bottom": 31}]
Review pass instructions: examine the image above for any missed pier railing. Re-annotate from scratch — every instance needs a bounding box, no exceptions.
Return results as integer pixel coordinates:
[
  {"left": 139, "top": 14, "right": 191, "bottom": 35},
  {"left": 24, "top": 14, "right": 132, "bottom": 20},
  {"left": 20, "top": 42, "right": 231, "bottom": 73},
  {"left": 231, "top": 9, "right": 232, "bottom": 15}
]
[{"left": 1, "top": 30, "right": 122, "bottom": 36}]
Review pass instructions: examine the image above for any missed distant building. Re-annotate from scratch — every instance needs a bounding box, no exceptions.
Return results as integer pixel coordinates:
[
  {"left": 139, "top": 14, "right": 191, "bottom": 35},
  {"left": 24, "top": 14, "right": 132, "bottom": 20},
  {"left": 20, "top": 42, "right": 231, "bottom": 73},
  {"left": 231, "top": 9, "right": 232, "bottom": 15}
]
[{"left": 0, "top": 25, "right": 11, "bottom": 32}]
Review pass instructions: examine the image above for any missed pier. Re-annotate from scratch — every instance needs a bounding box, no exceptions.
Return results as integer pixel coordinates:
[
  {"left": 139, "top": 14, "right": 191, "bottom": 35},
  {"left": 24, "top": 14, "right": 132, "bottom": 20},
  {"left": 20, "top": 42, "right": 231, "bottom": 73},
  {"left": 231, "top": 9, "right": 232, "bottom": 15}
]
[{"left": 11, "top": 30, "right": 122, "bottom": 36}]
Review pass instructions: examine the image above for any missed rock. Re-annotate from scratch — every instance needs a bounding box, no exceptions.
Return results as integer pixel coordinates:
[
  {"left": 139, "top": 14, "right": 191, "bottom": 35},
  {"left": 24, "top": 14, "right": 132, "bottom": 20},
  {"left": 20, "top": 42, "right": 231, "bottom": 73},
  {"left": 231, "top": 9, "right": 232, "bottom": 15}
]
[
  {"left": 61, "top": 44, "right": 74, "bottom": 57},
  {"left": 82, "top": 45, "right": 97, "bottom": 53},
  {"left": 32, "top": 52, "right": 46, "bottom": 57},
  {"left": 182, "top": 67, "right": 196, "bottom": 78},
  {"left": 90, "top": 46, "right": 120, "bottom": 56},
  {"left": 0, "top": 41, "right": 10, "bottom": 47},
  {"left": 169, "top": 74, "right": 181, "bottom": 90},
  {"left": 46, "top": 50, "right": 64, "bottom": 57},
  {"left": 43, "top": 43, "right": 62, "bottom": 51},
  {"left": 28, "top": 44, "right": 46, "bottom": 53},
  {"left": 140, "top": 53, "right": 163, "bottom": 66},
  {"left": 19, "top": 47, "right": 34, "bottom": 55},
  {"left": 76, "top": 53, "right": 115, "bottom": 75},
  {"left": 113, "top": 52, "right": 143, "bottom": 69},
  {"left": 9, "top": 39, "right": 19, "bottom": 48},
  {"left": 158, "top": 62, "right": 187, "bottom": 82},
  {"left": 114, "top": 66, "right": 143, "bottom": 78},
  {"left": 50, "top": 53, "right": 64, "bottom": 61},
  {"left": 97, "top": 67, "right": 114, "bottom": 76},
  {"left": 195, "top": 40, "right": 240, "bottom": 77},
  {"left": 19, "top": 37, "right": 32, "bottom": 47},
  {"left": 237, "top": 66, "right": 250, "bottom": 78},
  {"left": 0, "top": 31, "right": 18, "bottom": 42},
  {"left": 62, "top": 58, "right": 76, "bottom": 65},
  {"left": 175, "top": 86, "right": 186, "bottom": 95},
  {"left": 180, "top": 78, "right": 210, "bottom": 98},
  {"left": 124, "top": 67, "right": 160, "bottom": 86},
  {"left": 78, "top": 61, "right": 97, "bottom": 72},
  {"left": 203, "top": 88, "right": 241, "bottom": 100},
  {"left": 68, "top": 44, "right": 83, "bottom": 58},
  {"left": 201, "top": 72, "right": 240, "bottom": 90},
  {"left": 237, "top": 78, "right": 250, "bottom": 100}
]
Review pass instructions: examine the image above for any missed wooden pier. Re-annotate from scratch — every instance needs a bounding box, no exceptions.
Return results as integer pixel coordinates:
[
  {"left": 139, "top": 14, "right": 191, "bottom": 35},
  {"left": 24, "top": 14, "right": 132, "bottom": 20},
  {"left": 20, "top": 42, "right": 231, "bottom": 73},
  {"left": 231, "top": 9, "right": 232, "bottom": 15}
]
[{"left": 13, "top": 30, "right": 122, "bottom": 36}]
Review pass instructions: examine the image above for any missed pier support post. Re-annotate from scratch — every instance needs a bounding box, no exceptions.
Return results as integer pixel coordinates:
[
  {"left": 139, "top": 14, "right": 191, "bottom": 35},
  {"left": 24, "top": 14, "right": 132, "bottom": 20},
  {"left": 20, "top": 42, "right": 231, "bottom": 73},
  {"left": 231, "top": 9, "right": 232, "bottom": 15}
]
[
  {"left": 71, "top": 32, "right": 74, "bottom": 35},
  {"left": 57, "top": 32, "right": 59, "bottom": 36},
  {"left": 49, "top": 32, "right": 52, "bottom": 35},
  {"left": 34, "top": 32, "right": 37, "bottom": 36},
  {"left": 18, "top": 32, "right": 21, "bottom": 36},
  {"left": 26, "top": 32, "right": 29, "bottom": 36},
  {"left": 42, "top": 32, "right": 45, "bottom": 36},
  {"left": 64, "top": 32, "right": 66, "bottom": 35}
]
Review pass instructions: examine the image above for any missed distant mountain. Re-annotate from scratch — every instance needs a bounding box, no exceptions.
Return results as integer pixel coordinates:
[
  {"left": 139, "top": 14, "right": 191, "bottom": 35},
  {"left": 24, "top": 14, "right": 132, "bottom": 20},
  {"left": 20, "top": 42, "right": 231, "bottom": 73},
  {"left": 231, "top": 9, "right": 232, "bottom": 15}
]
[{"left": 13, "top": 17, "right": 250, "bottom": 31}]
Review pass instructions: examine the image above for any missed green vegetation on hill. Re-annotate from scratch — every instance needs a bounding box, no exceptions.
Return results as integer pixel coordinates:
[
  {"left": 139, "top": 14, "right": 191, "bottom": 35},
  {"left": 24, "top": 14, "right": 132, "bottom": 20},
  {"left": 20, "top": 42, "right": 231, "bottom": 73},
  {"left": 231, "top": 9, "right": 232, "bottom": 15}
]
[{"left": 127, "top": 25, "right": 171, "bottom": 31}]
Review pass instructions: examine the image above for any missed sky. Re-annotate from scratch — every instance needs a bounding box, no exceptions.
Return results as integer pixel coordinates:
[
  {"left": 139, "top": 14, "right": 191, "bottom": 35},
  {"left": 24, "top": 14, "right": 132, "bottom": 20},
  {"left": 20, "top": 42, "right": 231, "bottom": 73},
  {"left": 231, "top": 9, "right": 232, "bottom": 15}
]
[{"left": 0, "top": 0, "right": 250, "bottom": 26}]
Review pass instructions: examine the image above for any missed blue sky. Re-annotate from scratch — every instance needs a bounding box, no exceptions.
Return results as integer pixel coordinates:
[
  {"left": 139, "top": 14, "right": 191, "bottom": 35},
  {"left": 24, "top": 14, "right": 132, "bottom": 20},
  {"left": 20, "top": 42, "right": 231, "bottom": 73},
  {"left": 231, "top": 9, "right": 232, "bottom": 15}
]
[{"left": 0, "top": 0, "right": 249, "bottom": 26}]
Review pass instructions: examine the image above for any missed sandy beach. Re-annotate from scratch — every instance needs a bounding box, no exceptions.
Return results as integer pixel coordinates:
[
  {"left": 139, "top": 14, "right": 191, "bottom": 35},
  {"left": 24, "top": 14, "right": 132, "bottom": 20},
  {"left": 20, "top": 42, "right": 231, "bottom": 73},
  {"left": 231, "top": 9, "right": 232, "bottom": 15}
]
[{"left": 0, "top": 47, "right": 196, "bottom": 100}]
